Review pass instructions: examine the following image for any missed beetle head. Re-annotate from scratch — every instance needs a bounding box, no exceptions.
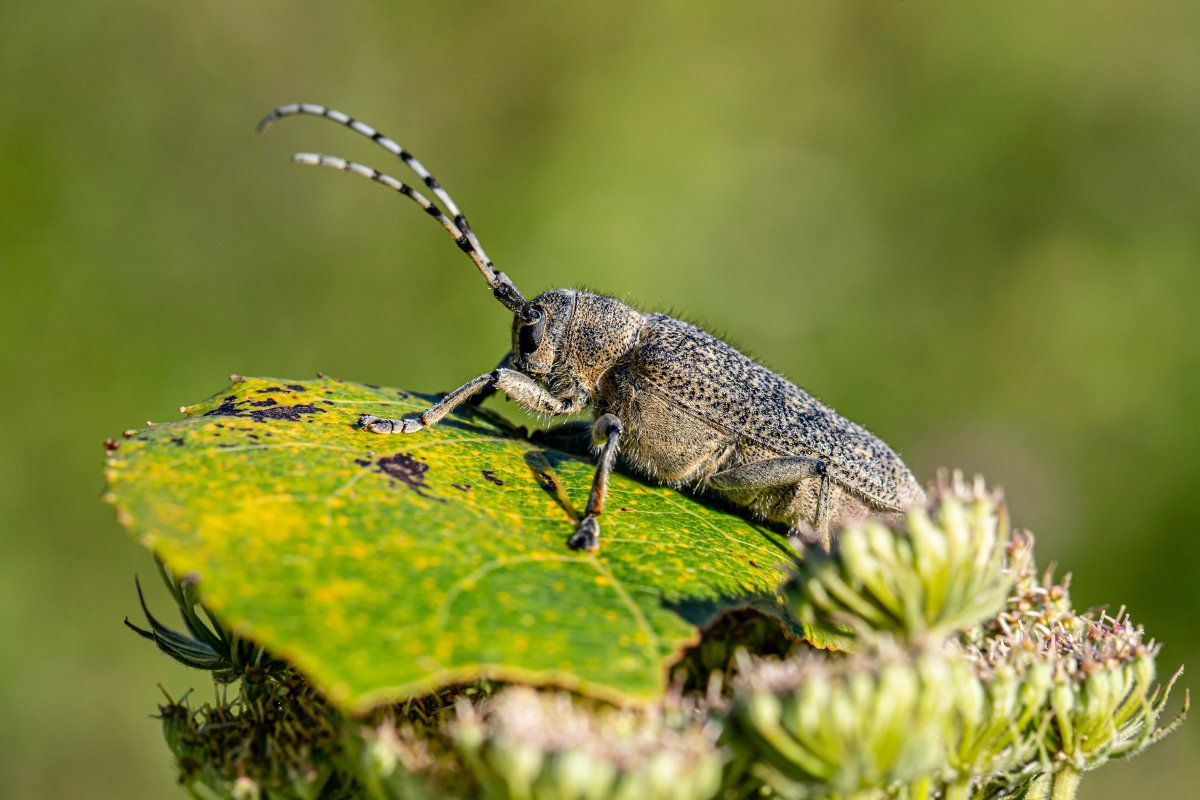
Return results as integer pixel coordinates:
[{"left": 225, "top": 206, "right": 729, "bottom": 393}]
[
  {"left": 511, "top": 290, "right": 575, "bottom": 379},
  {"left": 512, "top": 290, "right": 645, "bottom": 399}
]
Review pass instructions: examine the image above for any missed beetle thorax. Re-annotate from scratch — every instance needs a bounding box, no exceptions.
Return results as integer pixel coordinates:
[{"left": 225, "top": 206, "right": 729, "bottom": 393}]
[{"left": 511, "top": 290, "right": 644, "bottom": 403}]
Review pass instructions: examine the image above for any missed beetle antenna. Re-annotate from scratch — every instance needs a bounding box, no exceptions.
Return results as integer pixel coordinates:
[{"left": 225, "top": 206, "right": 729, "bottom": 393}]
[
  {"left": 259, "top": 103, "right": 524, "bottom": 313},
  {"left": 258, "top": 104, "right": 490, "bottom": 258}
]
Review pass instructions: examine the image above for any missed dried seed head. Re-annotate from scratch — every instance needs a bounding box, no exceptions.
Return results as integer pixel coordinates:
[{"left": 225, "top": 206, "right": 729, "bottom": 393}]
[
  {"left": 152, "top": 680, "right": 341, "bottom": 799},
  {"left": 953, "top": 561, "right": 1188, "bottom": 793}
]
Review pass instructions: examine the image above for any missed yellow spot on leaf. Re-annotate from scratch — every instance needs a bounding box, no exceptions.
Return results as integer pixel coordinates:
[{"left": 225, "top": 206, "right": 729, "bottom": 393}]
[{"left": 313, "top": 578, "right": 365, "bottom": 604}]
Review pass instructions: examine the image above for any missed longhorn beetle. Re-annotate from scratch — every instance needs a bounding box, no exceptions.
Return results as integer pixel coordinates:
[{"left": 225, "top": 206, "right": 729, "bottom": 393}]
[{"left": 258, "top": 102, "right": 925, "bottom": 552}]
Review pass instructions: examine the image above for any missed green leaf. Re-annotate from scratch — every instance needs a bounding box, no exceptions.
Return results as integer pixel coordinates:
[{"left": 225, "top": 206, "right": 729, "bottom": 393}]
[{"left": 106, "top": 376, "right": 799, "bottom": 709}]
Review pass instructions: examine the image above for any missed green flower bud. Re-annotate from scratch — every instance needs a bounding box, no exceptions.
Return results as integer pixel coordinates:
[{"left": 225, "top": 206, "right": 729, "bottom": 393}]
[
  {"left": 554, "top": 748, "right": 616, "bottom": 800},
  {"left": 1050, "top": 673, "right": 1077, "bottom": 746},
  {"left": 453, "top": 687, "right": 723, "bottom": 800},
  {"left": 155, "top": 694, "right": 193, "bottom": 761},
  {"left": 789, "top": 473, "right": 1028, "bottom": 642},
  {"left": 730, "top": 644, "right": 952, "bottom": 798}
]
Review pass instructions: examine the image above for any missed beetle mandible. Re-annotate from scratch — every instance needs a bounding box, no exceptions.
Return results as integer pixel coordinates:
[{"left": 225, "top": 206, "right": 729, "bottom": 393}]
[{"left": 258, "top": 102, "right": 926, "bottom": 553}]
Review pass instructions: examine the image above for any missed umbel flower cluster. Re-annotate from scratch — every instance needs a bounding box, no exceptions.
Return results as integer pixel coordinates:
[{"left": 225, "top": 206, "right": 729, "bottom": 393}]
[{"left": 132, "top": 475, "right": 1186, "bottom": 800}]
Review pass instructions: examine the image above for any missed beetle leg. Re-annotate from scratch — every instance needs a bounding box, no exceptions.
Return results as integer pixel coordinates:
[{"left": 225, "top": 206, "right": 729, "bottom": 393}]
[
  {"left": 814, "top": 468, "right": 832, "bottom": 533},
  {"left": 360, "top": 367, "right": 582, "bottom": 435},
  {"left": 791, "top": 472, "right": 834, "bottom": 551},
  {"left": 568, "top": 414, "right": 623, "bottom": 552},
  {"left": 465, "top": 351, "right": 512, "bottom": 408},
  {"left": 708, "top": 457, "right": 833, "bottom": 549},
  {"left": 360, "top": 371, "right": 494, "bottom": 434},
  {"left": 493, "top": 369, "right": 586, "bottom": 416},
  {"left": 707, "top": 457, "right": 827, "bottom": 490}
]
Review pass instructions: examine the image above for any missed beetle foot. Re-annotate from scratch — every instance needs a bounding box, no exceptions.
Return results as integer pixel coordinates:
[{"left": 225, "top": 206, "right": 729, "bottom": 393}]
[
  {"left": 787, "top": 521, "right": 830, "bottom": 553},
  {"left": 359, "top": 414, "right": 423, "bottom": 435},
  {"left": 568, "top": 516, "right": 600, "bottom": 552}
]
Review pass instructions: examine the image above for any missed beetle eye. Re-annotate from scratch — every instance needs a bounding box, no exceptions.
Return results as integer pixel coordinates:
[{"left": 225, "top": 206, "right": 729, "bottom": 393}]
[
  {"left": 519, "top": 313, "right": 545, "bottom": 354},
  {"left": 518, "top": 305, "right": 546, "bottom": 355}
]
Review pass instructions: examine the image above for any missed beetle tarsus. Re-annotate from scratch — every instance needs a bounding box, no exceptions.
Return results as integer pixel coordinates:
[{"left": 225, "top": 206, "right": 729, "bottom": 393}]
[
  {"left": 569, "top": 517, "right": 600, "bottom": 552},
  {"left": 359, "top": 414, "right": 422, "bottom": 435},
  {"left": 788, "top": 521, "right": 830, "bottom": 553}
]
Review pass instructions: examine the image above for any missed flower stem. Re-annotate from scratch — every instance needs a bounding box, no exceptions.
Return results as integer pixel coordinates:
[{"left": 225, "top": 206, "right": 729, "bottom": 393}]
[
  {"left": 908, "top": 775, "right": 935, "bottom": 800},
  {"left": 941, "top": 780, "right": 971, "bottom": 800},
  {"left": 1049, "top": 768, "right": 1082, "bottom": 800}
]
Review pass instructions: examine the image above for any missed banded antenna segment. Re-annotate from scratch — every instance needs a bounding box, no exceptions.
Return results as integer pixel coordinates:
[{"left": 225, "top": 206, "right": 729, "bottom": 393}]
[{"left": 258, "top": 103, "right": 525, "bottom": 313}]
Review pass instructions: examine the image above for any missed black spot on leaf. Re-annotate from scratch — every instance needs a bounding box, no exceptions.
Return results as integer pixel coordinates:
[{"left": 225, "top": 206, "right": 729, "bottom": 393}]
[
  {"left": 205, "top": 398, "right": 327, "bottom": 424},
  {"left": 481, "top": 470, "right": 504, "bottom": 486},
  {"left": 262, "top": 404, "right": 325, "bottom": 421},
  {"left": 378, "top": 453, "right": 444, "bottom": 502}
]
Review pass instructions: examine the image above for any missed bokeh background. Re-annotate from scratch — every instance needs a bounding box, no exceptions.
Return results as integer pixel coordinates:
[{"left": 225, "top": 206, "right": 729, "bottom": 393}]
[{"left": 1, "top": 2, "right": 1196, "bottom": 797}]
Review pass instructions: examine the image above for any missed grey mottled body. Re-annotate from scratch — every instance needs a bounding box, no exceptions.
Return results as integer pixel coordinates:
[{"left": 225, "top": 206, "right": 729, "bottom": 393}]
[
  {"left": 598, "top": 303, "right": 924, "bottom": 529},
  {"left": 260, "top": 103, "right": 925, "bottom": 551}
]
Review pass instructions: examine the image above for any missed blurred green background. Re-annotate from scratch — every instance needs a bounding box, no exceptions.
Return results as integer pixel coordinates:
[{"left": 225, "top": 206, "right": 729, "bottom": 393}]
[{"left": 1, "top": 1, "right": 1196, "bottom": 797}]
